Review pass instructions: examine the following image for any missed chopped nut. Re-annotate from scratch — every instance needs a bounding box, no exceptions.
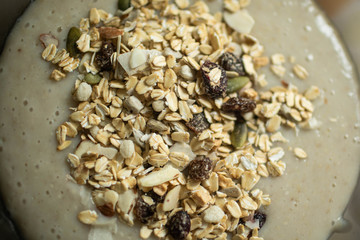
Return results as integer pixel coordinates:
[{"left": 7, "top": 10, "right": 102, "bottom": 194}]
[
  {"left": 191, "top": 186, "right": 212, "bottom": 206},
  {"left": 76, "top": 82, "right": 92, "bottom": 102},
  {"left": 203, "top": 205, "right": 225, "bottom": 223},
  {"left": 120, "top": 140, "right": 135, "bottom": 159},
  {"left": 171, "top": 132, "right": 190, "bottom": 143},
  {"left": 180, "top": 65, "right": 195, "bottom": 81},
  {"left": 124, "top": 96, "right": 144, "bottom": 114}
]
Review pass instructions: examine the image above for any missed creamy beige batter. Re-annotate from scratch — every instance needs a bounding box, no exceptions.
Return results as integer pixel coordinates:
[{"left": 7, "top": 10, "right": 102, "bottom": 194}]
[{"left": 0, "top": 0, "right": 359, "bottom": 239}]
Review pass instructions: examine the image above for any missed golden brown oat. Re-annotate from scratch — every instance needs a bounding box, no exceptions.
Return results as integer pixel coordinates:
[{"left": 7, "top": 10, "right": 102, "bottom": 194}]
[{"left": 78, "top": 210, "right": 98, "bottom": 224}]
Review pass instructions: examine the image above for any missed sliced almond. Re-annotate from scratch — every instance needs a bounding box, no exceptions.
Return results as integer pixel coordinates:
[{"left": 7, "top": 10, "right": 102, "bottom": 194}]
[
  {"left": 163, "top": 185, "right": 181, "bottom": 211},
  {"left": 130, "top": 48, "right": 147, "bottom": 69},
  {"left": 224, "top": 10, "right": 255, "bottom": 34},
  {"left": 138, "top": 164, "right": 180, "bottom": 187}
]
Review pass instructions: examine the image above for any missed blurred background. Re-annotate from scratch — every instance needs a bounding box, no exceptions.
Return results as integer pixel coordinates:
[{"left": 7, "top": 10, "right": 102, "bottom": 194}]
[{"left": 0, "top": 0, "right": 359, "bottom": 239}]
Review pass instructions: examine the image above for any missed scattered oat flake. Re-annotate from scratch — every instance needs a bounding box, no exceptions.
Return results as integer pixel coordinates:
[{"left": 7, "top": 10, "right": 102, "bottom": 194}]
[
  {"left": 293, "top": 64, "right": 309, "bottom": 80},
  {"left": 78, "top": 210, "right": 98, "bottom": 224},
  {"left": 294, "top": 147, "right": 307, "bottom": 159}
]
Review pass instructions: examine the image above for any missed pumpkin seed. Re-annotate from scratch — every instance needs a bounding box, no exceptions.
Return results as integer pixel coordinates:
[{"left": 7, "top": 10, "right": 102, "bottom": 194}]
[
  {"left": 85, "top": 73, "right": 102, "bottom": 85},
  {"left": 66, "top": 27, "right": 81, "bottom": 57},
  {"left": 118, "top": 0, "right": 131, "bottom": 11},
  {"left": 227, "top": 76, "right": 250, "bottom": 93},
  {"left": 231, "top": 122, "right": 247, "bottom": 149}
]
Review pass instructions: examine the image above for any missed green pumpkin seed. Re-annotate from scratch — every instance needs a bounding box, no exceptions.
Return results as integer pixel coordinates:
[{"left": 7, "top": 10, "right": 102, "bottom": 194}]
[
  {"left": 231, "top": 122, "right": 247, "bottom": 149},
  {"left": 118, "top": 0, "right": 131, "bottom": 11},
  {"left": 66, "top": 27, "right": 81, "bottom": 57},
  {"left": 84, "top": 73, "right": 102, "bottom": 85},
  {"left": 226, "top": 76, "right": 250, "bottom": 93}
]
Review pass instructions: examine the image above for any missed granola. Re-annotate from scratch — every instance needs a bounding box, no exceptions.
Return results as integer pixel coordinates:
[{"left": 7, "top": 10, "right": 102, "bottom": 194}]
[{"left": 40, "top": 1, "right": 322, "bottom": 239}]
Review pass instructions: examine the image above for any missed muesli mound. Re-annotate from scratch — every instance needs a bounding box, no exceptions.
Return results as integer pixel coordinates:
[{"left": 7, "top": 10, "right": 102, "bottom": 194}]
[{"left": 40, "top": 0, "right": 320, "bottom": 239}]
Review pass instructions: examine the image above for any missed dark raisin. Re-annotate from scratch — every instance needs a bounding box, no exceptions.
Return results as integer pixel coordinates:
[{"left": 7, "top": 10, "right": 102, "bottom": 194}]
[
  {"left": 238, "top": 218, "right": 245, "bottom": 226},
  {"left": 95, "top": 41, "right": 115, "bottom": 71},
  {"left": 186, "top": 113, "right": 210, "bottom": 134},
  {"left": 146, "top": 190, "right": 164, "bottom": 203},
  {"left": 201, "top": 61, "right": 227, "bottom": 98},
  {"left": 222, "top": 97, "right": 256, "bottom": 113},
  {"left": 253, "top": 211, "right": 267, "bottom": 229},
  {"left": 188, "top": 157, "right": 212, "bottom": 181},
  {"left": 241, "top": 211, "right": 267, "bottom": 231},
  {"left": 166, "top": 210, "right": 191, "bottom": 240},
  {"left": 219, "top": 52, "right": 246, "bottom": 76},
  {"left": 134, "top": 197, "right": 155, "bottom": 223}
]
